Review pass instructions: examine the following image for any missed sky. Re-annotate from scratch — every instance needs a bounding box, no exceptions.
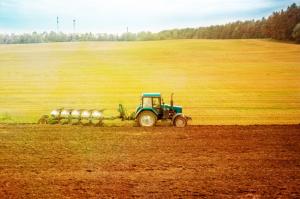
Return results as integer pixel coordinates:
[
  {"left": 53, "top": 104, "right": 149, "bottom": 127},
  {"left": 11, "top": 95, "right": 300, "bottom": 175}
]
[{"left": 0, "top": 0, "right": 299, "bottom": 34}]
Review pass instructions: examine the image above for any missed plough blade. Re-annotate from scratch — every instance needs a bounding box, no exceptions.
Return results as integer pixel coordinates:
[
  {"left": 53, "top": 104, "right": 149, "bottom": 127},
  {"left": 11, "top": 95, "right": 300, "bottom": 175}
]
[{"left": 38, "top": 104, "right": 134, "bottom": 126}]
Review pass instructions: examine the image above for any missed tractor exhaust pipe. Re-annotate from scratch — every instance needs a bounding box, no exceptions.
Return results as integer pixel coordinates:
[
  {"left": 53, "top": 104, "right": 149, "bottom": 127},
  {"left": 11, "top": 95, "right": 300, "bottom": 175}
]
[{"left": 170, "top": 93, "right": 174, "bottom": 108}]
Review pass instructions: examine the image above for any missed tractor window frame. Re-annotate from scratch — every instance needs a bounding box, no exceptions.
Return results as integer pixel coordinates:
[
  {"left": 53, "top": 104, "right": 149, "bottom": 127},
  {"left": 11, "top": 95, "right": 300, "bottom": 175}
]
[
  {"left": 152, "top": 97, "right": 161, "bottom": 109},
  {"left": 142, "top": 97, "right": 161, "bottom": 108},
  {"left": 142, "top": 97, "right": 152, "bottom": 108}
]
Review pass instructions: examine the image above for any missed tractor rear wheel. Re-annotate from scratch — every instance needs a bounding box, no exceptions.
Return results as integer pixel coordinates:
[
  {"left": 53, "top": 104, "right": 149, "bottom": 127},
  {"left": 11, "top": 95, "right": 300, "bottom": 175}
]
[
  {"left": 174, "top": 115, "right": 187, "bottom": 128},
  {"left": 138, "top": 111, "right": 157, "bottom": 127}
]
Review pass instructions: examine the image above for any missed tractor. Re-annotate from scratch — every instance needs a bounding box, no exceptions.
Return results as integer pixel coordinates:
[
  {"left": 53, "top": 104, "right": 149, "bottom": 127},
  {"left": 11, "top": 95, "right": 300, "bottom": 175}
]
[
  {"left": 135, "top": 93, "right": 191, "bottom": 127},
  {"left": 38, "top": 93, "right": 191, "bottom": 127}
]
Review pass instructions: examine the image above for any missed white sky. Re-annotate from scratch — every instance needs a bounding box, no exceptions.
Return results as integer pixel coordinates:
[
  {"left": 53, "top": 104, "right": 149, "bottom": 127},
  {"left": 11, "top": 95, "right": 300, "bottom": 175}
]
[{"left": 0, "top": 0, "right": 299, "bottom": 33}]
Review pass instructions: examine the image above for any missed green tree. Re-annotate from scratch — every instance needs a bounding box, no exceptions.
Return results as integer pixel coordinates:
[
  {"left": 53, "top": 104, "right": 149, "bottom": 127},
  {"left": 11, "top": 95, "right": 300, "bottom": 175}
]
[{"left": 292, "top": 23, "right": 300, "bottom": 43}]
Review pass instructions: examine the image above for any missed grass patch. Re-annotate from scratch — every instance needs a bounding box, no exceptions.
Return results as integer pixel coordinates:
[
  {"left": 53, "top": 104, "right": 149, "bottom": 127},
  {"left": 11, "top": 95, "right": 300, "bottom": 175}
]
[
  {"left": 0, "top": 113, "right": 13, "bottom": 122},
  {"left": 0, "top": 40, "right": 299, "bottom": 124}
]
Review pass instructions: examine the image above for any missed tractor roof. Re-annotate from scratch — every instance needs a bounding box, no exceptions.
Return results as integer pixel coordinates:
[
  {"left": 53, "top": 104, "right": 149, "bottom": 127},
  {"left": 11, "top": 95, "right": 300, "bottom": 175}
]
[{"left": 142, "top": 93, "right": 161, "bottom": 97}]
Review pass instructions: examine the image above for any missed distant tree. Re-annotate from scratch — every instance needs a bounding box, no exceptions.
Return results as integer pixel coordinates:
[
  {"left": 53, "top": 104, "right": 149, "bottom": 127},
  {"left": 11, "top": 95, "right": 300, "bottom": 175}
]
[
  {"left": 0, "top": 3, "right": 299, "bottom": 44},
  {"left": 292, "top": 23, "right": 300, "bottom": 43}
]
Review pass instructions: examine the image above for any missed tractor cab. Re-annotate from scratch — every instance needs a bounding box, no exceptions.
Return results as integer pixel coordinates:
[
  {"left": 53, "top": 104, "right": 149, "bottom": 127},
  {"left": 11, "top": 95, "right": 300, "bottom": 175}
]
[
  {"left": 135, "top": 93, "right": 190, "bottom": 127},
  {"left": 141, "top": 93, "right": 162, "bottom": 115}
]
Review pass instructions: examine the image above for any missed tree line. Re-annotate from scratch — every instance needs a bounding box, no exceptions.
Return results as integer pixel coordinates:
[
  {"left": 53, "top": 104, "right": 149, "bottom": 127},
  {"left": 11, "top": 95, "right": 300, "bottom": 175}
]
[{"left": 1, "top": 3, "right": 299, "bottom": 44}]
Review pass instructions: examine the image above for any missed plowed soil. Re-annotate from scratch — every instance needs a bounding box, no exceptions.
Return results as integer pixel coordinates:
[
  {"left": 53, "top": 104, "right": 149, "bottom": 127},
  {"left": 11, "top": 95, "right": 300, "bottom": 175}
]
[{"left": 0, "top": 124, "right": 300, "bottom": 198}]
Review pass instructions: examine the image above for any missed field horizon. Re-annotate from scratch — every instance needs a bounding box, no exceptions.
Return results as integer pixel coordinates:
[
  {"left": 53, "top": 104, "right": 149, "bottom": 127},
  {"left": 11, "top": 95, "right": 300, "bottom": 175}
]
[{"left": 0, "top": 39, "right": 300, "bottom": 125}]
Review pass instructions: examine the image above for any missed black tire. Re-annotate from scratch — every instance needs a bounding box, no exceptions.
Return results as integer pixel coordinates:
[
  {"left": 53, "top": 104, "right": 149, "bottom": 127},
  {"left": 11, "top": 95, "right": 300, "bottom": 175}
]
[
  {"left": 138, "top": 111, "right": 157, "bottom": 127},
  {"left": 173, "top": 115, "right": 187, "bottom": 128}
]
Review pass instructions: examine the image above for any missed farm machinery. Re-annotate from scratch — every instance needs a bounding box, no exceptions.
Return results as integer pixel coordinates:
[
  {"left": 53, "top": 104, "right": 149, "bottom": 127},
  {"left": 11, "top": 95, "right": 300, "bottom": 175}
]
[{"left": 38, "top": 93, "right": 191, "bottom": 127}]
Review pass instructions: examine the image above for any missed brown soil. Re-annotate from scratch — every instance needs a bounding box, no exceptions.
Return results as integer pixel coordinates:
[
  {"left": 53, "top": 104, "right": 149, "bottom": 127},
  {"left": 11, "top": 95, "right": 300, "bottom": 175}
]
[{"left": 0, "top": 124, "right": 299, "bottom": 198}]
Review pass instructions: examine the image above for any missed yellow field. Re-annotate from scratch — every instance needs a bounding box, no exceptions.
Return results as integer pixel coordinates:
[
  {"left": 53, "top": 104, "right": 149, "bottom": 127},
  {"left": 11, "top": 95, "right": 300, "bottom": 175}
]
[{"left": 0, "top": 39, "right": 299, "bottom": 124}]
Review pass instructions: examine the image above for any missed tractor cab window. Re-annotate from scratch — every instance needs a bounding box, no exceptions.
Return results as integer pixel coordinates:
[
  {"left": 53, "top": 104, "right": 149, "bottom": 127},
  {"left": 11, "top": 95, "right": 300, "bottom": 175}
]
[
  {"left": 143, "top": 97, "right": 152, "bottom": 108},
  {"left": 153, "top": 97, "right": 161, "bottom": 108}
]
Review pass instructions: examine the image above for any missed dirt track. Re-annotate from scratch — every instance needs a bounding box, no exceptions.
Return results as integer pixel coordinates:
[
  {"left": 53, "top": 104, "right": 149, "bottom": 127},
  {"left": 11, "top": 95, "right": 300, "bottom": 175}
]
[{"left": 0, "top": 124, "right": 300, "bottom": 198}]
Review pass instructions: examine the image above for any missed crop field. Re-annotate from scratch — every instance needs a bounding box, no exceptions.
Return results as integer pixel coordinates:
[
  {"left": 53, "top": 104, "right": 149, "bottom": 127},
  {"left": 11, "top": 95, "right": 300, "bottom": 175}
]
[
  {"left": 0, "top": 40, "right": 300, "bottom": 198},
  {"left": 0, "top": 124, "right": 299, "bottom": 198},
  {"left": 0, "top": 39, "right": 300, "bottom": 124}
]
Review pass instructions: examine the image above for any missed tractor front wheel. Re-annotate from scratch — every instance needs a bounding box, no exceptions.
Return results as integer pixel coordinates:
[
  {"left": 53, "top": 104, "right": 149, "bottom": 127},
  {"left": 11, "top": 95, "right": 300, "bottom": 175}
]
[
  {"left": 174, "top": 115, "right": 187, "bottom": 128},
  {"left": 138, "top": 111, "right": 157, "bottom": 127}
]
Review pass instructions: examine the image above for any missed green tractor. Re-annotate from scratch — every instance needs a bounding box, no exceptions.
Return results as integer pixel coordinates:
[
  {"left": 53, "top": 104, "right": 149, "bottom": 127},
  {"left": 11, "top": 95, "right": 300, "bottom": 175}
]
[
  {"left": 38, "top": 93, "right": 191, "bottom": 127},
  {"left": 135, "top": 93, "right": 191, "bottom": 127}
]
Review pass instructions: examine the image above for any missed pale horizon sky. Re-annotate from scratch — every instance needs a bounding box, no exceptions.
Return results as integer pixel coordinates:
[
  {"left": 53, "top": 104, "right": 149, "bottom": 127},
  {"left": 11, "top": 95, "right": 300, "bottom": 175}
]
[{"left": 0, "top": 0, "right": 299, "bottom": 34}]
